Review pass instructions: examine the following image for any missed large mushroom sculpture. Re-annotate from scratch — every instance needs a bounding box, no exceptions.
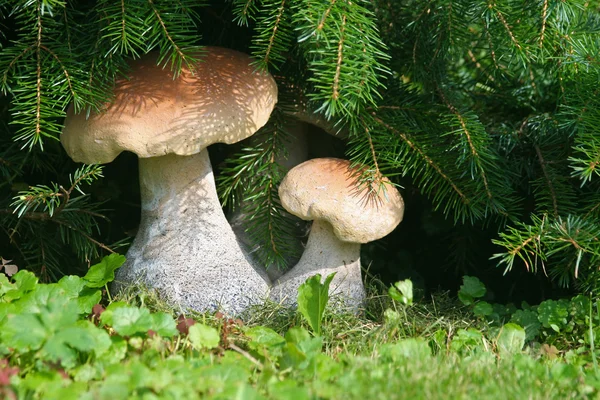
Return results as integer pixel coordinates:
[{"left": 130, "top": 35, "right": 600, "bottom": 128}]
[
  {"left": 61, "top": 47, "right": 277, "bottom": 315},
  {"left": 270, "top": 158, "right": 405, "bottom": 309}
]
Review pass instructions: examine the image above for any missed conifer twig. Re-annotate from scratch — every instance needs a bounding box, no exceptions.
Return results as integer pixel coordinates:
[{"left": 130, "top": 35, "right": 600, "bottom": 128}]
[
  {"left": 263, "top": 0, "right": 286, "bottom": 66},
  {"left": 437, "top": 88, "right": 493, "bottom": 201},
  {"left": 540, "top": 0, "right": 549, "bottom": 48},
  {"left": 371, "top": 114, "right": 469, "bottom": 204},
  {"left": 534, "top": 145, "right": 559, "bottom": 218}
]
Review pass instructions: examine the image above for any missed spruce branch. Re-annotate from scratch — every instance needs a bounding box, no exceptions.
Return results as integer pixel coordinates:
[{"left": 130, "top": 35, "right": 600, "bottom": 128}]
[
  {"left": 262, "top": 0, "right": 286, "bottom": 67},
  {"left": 0, "top": 163, "right": 111, "bottom": 279},
  {"left": 144, "top": 0, "right": 203, "bottom": 73},
  {"left": 493, "top": 214, "right": 547, "bottom": 274},
  {"left": 293, "top": 0, "right": 390, "bottom": 118},
  {"left": 34, "top": 0, "right": 43, "bottom": 148},
  {"left": 539, "top": 0, "right": 549, "bottom": 47},
  {"left": 534, "top": 144, "right": 559, "bottom": 218},
  {"left": 437, "top": 89, "right": 493, "bottom": 201},
  {"left": 97, "top": 0, "right": 147, "bottom": 57},
  {"left": 564, "top": 83, "right": 600, "bottom": 184},
  {"left": 148, "top": 0, "right": 192, "bottom": 71},
  {"left": 54, "top": 218, "right": 115, "bottom": 255},
  {"left": 250, "top": 0, "right": 293, "bottom": 70},
  {"left": 371, "top": 114, "right": 465, "bottom": 199},
  {"left": 218, "top": 107, "right": 301, "bottom": 269},
  {"left": 494, "top": 214, "right": 600, "bottom": 288},
  {"left": 488, "top": 1, "right": 522, "bottom": 52},
  {"left": 8, "top": 164, "right": 103, "bottom": 218},
  {"left": 346, "top": 117, "right": 405, "bottom": 209},
  {"left": 232, "top": 0, "right": 258, "bottom": 26}
]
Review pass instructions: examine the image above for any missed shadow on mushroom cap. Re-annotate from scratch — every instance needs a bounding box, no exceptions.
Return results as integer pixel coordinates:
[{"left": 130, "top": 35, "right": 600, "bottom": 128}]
[
  {"left": 61, "top": 47, "right": 278, "bottom": 164},
  {"left": 278, "top": 158, "right": 405, "bottom": 244}
]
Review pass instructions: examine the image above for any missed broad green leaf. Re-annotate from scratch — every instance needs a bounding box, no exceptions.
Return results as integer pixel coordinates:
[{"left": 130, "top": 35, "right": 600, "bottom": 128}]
[
  {"left": 42, "top": 326, "right": 95, "bottom": 368},
  {"left": 38, "top": 296, "right": 80, "bottom": 331},
  {"left": 473, "top": 301, "right": 494, "bottom": 317},
  {"left": 3, "top": 270, "right": 38, "bottom": 301},
  {"left": 0, "top": 273, "right": 13, "bottom": 298},
  {"left": 1, "top": 313, "right": 48, "bottom": 351},
  {"left": 315, "top": 352, "right": 342, "bottom": 381},
  {"left": 0, "top": 303, "right": 11, "bottom": 325},
  {"left": 280, "top": 342, "right": 307, "bottom": 371},
  {"left": 496, "top": 323, "right": 525, "bottom": 356},
  {"left": 57, "top": 275, "right": 101, "bottom": 314},
  {"left": 296, "top": 334, "right": 323, "bottom": 357},
  {"left": 32, "top": 382, "right": 89, "bottom": 400},
  {"left": 99, "top": 361, "right": 151, "bottom": 394},
  {"left": 150, "top": 312, "right": 178, "bottom": 337},
  {"left": 76, "top": 288, "right": 102, "bottom": 315},
  {"left": 83, "top": 254, "right": 126, "bottom": 288},
  {"left": 58, "top": 275, "right": 85, "bottom": 296},
  {"left": 193, "top": 364, "right": 251, "bottom": 398},
  {"left": 16, "top": 285, "right": 68, "bottom": 315},
  {"left": 285, "top": 326, "right": 312, "bottom": 345},
  {"left": 99, "top": 301, "right": 129, "bottom": 326},
  {"left": 110, "top": 306, "right": 153, "bottom": 336},
  {"left": 246, "top": 326, "right": 286, "bottom": 349},
  {"left": 17, "top": 371, "right": 73, "bottom": 400},
  {"left": 269, "top": 380, "right": 310, "bottom": 400},
  {"left": 188, "top": 323, "right": 220, "bottom": 350},
  {"left": 383, "top": 309, "right": 401, "bottom": 325},
  {"left": 380, "top": 338, "right": 432, "bottom": 361},
  {"left": 551, "top": 363, "right": 580, "bottom": 381},
  {"left": 458, "top": 276, "right": 486, "bottom": 305},
  {"left": 233, "top": 384, "right": 267, "bottom": 400},
  {"left": 511, "top": 309, "right": 542, "bottom": 341},
  {"left": 76, "top": 320, "right": 112, "bottom": 357},
  {"left": 72, "top": 364, "right": 98, "bottom": 383},
  {"left": 95, "top": 380, "right": 130, "bottom": 400},
  {"left": 97, "top": 336, "right": 128, "bottom": 365},
  {"left": 198, "top": 364, "right": 250, "bottom": 385},
  {"left": 61, "top": 326, "right": 102, "bottom": 352},
  {"left": 13, "top": 270, "right": 38, "bottom": 292},
  {"left": 281, "top": 327, "right": 322, "bottom": 371},
  {"left": 568, "top": 295, "right": 591, "bottom": 325},
  {"left": 538, "top": 299, "right": 569, "bottom": 332},
  {"left": 389, "top": 279, "right": 413, "bottom": 305},
  {"left": 431, "top": 328, "right": 448, "bottom": 352},
  {"left": 297, "top": 273, "right": 335, "bottom": 335},
  {"left": 449, "top": 328, "right": 486, "bottom": 355}
]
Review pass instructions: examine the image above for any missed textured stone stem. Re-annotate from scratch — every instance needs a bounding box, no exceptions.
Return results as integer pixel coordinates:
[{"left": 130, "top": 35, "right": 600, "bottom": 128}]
[
  {"left": 115, "top": 150, "right": 270, "bottom": 315},
  {"left": 270, "top": 219, "right": 365, "bottom": 309}
]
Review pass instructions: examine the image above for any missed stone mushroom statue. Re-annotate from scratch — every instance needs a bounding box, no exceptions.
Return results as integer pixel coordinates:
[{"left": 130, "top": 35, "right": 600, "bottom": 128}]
[
  {"left": 61, "top": 47, "right": 277, "bottom": 315},
  {"left": 270, "top": 158, "right": 404, "bottom": 309}
]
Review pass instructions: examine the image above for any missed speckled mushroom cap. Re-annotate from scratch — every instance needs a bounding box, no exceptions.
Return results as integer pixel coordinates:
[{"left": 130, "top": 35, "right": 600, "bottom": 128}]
[
  {"left": 278, "top": 158, "right": 404, "bottom": 243},
  {"left": 61, "top": 47, "right": 278, "bottom": 164}
]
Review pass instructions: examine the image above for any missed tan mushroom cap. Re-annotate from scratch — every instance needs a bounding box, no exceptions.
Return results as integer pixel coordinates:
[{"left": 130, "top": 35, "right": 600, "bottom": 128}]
[
  {"left": 61, "top": 47, "right": 278, "bottom": 164},
  {"left": 278, "top": 158, "right": 404, "bottom": 243}
]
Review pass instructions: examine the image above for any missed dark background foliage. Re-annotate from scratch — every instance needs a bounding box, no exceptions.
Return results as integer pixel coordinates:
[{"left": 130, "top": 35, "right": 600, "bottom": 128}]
[{"left": 1, "top": 0, "right": 599, "bottom": 303}]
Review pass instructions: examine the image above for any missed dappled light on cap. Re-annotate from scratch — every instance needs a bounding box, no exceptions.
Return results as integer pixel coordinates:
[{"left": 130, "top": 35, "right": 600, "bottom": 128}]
[
  {"left": 61, "top": 47, "right": 278, "bottom": 164},
  {"left": 278, "top": 158, "right": 404, "bottom": 244}
]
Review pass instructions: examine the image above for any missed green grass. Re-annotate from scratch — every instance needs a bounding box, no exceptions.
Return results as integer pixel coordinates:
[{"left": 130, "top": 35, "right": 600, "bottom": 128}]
[
  {"left": 1, "top": 259, "right": 599, "bottom": 399},
  {"left": 110, "top": 281, "right": 600, "bottom": 399}
]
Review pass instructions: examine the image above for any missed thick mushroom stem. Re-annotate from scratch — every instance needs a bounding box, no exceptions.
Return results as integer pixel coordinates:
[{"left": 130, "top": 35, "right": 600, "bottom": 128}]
[
  {"left": 115, "top": 150, "right": 270, "bottom": 315},
  {"left": 270, "top": 219, "right": 365, "bottom": 308}
]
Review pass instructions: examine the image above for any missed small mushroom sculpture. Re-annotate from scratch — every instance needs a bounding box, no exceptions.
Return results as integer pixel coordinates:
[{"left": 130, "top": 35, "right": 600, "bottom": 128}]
[
  {"left": 61, "top": 47, "right": 277, "bottom": 315},
  {"left": 270, "top": 158, "right": 404, "bottom": 309}
]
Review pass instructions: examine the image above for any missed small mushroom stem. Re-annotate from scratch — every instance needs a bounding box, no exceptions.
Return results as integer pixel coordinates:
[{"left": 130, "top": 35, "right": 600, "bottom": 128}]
[
  {"left": 115, "top": 150, "right": 270, "bottom": 315},
  {"left": 270, "top": 219, "right": 365, "bottom": 308}
]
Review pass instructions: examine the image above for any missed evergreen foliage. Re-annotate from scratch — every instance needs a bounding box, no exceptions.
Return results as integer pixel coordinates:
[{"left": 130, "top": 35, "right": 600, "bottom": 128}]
[{"left": 0, "top": 0, "right": 599, "bottom": 294}]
